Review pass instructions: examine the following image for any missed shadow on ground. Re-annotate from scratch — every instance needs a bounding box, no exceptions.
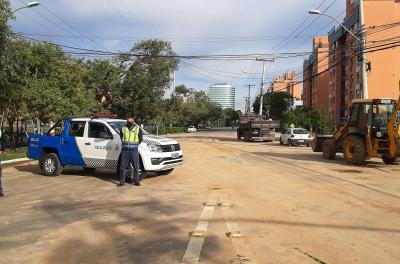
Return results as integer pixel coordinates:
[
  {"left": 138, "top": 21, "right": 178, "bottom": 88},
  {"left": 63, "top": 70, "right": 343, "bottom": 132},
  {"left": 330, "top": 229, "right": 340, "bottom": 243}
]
[
  {"left": 13, "top": 164, "right": 164, "bottom": 186},
  {"left": 251, "top": 151, "right": 387, "bottom": 167}
]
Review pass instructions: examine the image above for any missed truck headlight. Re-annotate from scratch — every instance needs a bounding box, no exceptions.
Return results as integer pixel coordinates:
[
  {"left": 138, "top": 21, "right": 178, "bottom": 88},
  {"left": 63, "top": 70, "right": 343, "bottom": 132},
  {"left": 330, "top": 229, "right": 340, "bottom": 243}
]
[{"left": 148, "top": 144, "right": 163, "bottom": 153}]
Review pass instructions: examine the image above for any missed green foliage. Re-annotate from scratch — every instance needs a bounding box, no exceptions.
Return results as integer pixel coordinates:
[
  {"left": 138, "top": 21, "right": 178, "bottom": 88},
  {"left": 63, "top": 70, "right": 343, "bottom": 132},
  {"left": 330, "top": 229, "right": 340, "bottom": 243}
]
[
  {"left": 84, "top": 59, "right": 122, "bottom": 111},
  {"left": 0, "top": 0, "right": 12, "bottom": 53},
  {"left": 222, "top": 108, "right": 241, "bottom": 126},
  {"left": 281, "top": 107, "right": 335, "bottom": 134},
  {"left": 0, "top": 20, "right": 222, "bottom": 139},
  {"left": 253, "top": 92, "right": 294, "bottom": 120},
  {"left": 2, "top": 149, "right": 27, "bottom": 161},
  {"left": 113, "top": 39, "right": 179, "bottom": 121},
  {"left": 0, "top": 39, "right": 97, "bottom": 124}
]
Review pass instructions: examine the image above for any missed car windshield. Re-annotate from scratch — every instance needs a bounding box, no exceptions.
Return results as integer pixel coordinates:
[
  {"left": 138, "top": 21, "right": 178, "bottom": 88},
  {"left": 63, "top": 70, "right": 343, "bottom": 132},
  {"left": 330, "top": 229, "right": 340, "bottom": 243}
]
[
  {"left": 107, "top": 121, "right": 149, "bottom": 135},
  {"left": 293, "top": 129, "right": 308, "bottom": 134}
]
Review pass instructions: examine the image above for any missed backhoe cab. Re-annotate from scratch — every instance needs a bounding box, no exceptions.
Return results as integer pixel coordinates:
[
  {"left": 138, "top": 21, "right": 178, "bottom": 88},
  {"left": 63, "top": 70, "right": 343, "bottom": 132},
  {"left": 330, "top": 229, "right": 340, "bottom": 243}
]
[{"left": 312, "top": 97, "right": 400, "bottom": 165}]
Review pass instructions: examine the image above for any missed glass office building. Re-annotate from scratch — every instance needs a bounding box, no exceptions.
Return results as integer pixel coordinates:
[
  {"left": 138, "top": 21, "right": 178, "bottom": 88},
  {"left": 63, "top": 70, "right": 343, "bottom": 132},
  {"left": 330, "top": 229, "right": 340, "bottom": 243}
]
[{"left": 209, "top": 83, "right": 235, "bottom": 109}]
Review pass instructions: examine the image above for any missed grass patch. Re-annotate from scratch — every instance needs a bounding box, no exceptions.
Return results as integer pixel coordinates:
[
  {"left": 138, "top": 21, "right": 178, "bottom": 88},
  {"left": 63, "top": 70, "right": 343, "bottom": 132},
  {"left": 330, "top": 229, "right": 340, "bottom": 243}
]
[{"left": 2, "top": 150, "right": 27, "bottom": 161}]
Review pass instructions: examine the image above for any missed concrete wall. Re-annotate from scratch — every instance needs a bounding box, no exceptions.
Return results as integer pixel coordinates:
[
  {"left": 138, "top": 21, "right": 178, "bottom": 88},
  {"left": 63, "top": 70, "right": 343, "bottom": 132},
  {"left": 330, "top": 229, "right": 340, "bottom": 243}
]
[{"left": 364, "top": 0, "right": 400, "bottom": 99}]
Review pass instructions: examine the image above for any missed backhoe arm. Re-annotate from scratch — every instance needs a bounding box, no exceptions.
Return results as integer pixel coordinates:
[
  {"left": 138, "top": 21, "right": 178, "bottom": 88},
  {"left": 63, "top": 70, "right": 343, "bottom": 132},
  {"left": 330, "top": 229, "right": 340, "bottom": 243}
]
[{"left": 388, "top": 96, "right": 400, "bottom": 157}]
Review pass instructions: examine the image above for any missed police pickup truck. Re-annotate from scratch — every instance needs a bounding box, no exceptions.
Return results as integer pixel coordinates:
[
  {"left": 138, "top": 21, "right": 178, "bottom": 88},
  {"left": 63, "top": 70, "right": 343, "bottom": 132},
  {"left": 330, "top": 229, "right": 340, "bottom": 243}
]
[{"left": 28, "top": 118, "right": 183, "bottom": 176}]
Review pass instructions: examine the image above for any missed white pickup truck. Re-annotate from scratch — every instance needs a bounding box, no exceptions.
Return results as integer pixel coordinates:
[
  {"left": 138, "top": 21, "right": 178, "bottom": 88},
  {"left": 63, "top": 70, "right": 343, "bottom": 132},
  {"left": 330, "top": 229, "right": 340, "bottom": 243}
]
[{"left": 28, "top": 118, "right": 184, "bottom": 176}]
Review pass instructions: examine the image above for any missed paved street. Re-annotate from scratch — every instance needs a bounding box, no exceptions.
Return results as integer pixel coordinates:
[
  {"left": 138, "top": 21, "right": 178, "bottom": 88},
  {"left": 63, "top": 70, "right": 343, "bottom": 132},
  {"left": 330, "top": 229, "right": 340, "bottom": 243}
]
[{"left": 1, "top": 130, "right": 400, "bottom": 264}]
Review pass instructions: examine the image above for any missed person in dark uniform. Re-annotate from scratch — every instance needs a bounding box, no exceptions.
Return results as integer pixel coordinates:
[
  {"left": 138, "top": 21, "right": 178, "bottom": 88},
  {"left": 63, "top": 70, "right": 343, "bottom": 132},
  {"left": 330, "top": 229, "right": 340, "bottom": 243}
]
[
  {"left": 0, "top": 132, "right": 6, "bottom": 198},
  {"left": 118, "top": 117, "right": 143, "bottom": 187}
]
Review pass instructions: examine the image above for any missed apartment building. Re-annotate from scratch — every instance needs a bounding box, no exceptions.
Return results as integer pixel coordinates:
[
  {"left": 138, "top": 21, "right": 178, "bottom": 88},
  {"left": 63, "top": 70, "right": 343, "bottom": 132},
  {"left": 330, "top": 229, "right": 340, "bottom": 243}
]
[
  {"left": 303, "top": 0, "right": 400, "bottom": 124},
  {"left": 270, "top": 71, "right": 302, "bottom": 100},
  {"left": 302, "top": 36, "right": 330, "bottom": 111}
]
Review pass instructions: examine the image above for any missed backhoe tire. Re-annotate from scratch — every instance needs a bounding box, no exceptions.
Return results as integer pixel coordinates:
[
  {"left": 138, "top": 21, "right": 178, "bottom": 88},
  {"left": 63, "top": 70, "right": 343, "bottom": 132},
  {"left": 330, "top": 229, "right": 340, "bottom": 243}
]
[
  {"left": 382, "top": 156, "right": 397, "bottom": 165},
  {"left": 322, "top": 139, "right": 336, "bottom": 160},
  {"left": 343, "top": 135, "right": 367, "bottom": 165}
]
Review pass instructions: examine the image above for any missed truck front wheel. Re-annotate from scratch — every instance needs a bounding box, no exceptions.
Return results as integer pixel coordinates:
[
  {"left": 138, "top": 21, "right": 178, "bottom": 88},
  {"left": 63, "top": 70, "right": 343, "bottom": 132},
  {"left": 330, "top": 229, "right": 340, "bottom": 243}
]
[{"left": 40, "top": 153, "right": 63, "bottom": 176}]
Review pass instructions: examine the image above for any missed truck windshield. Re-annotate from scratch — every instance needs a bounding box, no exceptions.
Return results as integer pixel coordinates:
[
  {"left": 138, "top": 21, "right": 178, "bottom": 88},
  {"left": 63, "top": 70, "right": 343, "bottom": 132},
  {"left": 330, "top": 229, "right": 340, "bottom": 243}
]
[{"left": 107, "top": 121, "right": 149, "bottom": 135}]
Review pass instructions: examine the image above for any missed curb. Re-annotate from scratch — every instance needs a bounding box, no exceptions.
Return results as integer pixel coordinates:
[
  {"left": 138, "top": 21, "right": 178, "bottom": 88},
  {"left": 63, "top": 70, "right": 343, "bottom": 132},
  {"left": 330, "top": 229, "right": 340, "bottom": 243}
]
[{"left": 2, "top": 158, "right": 30, "bottom": 165}]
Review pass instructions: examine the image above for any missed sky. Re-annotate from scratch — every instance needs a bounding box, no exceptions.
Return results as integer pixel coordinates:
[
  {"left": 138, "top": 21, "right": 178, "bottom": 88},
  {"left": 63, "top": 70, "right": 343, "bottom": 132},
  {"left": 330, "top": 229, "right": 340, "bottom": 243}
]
[{"left": 9, "top": 0, "right": 345, "bottom": 111}]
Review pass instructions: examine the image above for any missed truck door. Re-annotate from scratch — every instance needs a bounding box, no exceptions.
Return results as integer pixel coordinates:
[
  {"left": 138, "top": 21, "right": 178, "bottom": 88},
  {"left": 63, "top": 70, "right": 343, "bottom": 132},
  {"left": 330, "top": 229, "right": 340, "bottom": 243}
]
[
  {"left": 83, "top": 121, "right": 119, "bottom": 168},
  {"left": 62, "top": 120, "right": 87, "bottom": 166}
]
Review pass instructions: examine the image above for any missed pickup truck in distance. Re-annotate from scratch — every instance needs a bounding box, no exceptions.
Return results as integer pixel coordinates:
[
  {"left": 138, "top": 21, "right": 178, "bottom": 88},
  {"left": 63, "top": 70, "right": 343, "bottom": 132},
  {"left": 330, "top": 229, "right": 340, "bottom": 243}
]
[
  {"left": 237, "top": 115, "right": 280, "bottom": 142},
  {"left": 28, "top": 118, "right": 184, "bottom": 176}
]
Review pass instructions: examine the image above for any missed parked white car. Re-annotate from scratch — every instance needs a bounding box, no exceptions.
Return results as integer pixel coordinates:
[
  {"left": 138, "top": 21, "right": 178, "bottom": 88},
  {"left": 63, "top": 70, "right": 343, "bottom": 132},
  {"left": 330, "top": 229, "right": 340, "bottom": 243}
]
[
  {"left": 187, "top": 126, "right": 197, "bottom": 133},
  {"left": 280, "top": 128, "right": 311, "bottom": 146}
]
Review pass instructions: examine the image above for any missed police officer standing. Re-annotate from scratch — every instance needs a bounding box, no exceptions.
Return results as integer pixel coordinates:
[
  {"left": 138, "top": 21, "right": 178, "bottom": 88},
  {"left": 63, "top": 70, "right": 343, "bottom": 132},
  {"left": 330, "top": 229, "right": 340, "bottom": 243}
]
[
  {"left": 0, "top": 132, "right": 6, "bottom": 198},
  {"left": 119, "top": 116, "right": 143, "bottom": 187}
]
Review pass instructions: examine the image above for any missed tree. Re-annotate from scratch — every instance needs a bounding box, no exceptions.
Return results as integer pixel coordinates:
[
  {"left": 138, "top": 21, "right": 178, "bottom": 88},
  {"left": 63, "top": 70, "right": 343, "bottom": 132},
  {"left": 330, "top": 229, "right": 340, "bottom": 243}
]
[
  {"left": 281, "top": 107, "right": 335, "bottom": 133},
  {"left": 0, "top": 0, "right": 13, "bottom": 128},
  {"left": 84, "top": 59, "right": 122, "bottom": 111},
  {"left": 253, "top": 91, "right": 294, "bottom": 120},
  {"left": 0, "top": 0, "right": 12, "bottom": 53},
  {"left": 113, "top": 39, "right": 179, "bottom": 121},
  {"left": 222, "top": 108, "right": 240, "bottom": 126}
]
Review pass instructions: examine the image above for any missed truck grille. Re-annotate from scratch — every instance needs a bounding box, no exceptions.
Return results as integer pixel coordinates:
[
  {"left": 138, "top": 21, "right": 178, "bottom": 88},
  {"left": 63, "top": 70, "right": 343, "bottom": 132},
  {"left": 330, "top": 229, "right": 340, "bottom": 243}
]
[{"left": 160, "top": 144, "right": 181, "bottom": 152}]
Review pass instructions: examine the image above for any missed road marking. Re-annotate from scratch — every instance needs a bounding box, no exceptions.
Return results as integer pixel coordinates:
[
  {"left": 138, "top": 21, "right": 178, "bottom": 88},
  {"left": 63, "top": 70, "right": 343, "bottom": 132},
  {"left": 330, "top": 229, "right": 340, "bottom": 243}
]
[
  {"left": 181, "top": 195, "right": 218, "bottom": 264},
  {"left": 221, "top": 197, "right": 258, "bottom": 264}
]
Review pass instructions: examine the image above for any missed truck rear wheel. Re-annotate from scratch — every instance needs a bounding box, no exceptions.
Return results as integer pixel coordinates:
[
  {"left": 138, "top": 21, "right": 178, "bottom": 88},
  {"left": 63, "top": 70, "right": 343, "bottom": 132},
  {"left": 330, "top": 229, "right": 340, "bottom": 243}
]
[
  {"left": 343, "top": 135, "right": 367, "bottom": 165},
  {"left": 40, "top": 153, "right": 63, "bottom": 176},
  {"left": 237, "top": 131, "right": 242, "bottom": 140},
  {"left": 244, "top": 131, "right": 250, "bottom": 142},
  {"left": 322, "top": 140, "right": 336, "bottom": 160}
]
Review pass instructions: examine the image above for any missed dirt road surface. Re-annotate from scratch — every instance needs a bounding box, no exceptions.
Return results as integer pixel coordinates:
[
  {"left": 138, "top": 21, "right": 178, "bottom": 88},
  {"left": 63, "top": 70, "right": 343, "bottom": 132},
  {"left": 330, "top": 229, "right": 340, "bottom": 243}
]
[{"left": 1, "top": 129, "right": 400, "bottom": 264}]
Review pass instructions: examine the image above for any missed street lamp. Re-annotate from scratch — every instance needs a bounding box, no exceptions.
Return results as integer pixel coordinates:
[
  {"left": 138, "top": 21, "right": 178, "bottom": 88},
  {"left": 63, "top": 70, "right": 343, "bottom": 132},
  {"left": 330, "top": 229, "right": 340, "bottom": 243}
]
[
  {"left": 308, "top": 9, "right": 360, "bottom": 41},
  {"left": 12, "top": 1, "right": 40, "bottom": 14},
  {"left": 308, "top": 8, "right": 368, "bottom": 99}
]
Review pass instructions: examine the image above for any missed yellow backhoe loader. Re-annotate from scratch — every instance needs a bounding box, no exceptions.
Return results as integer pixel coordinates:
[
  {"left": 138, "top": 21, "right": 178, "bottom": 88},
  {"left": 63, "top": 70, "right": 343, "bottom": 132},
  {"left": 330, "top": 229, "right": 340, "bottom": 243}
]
[{"left": 311, "top": 96, "right": 400, "bottom": 165}]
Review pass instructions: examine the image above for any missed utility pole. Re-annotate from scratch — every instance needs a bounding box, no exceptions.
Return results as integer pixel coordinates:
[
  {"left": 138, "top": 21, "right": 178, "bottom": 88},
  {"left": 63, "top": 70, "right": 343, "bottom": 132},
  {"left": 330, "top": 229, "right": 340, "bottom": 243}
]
[
  {"left": 244, "top": 84, "right": 255, "bottom": 114},
  {"left": 359, "top": 0, "right": 369, "bottom": 99},
  {"left": 172, "top": 71, "right": 176, "bottom": 90},
  {"left": 256, "top": 58, "right": 274, "bottom": 117}
]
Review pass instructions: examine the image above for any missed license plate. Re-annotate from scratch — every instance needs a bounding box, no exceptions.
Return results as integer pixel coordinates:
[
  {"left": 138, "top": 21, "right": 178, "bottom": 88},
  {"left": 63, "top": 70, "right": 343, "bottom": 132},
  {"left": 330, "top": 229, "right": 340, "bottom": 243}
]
[
  {"left": 298, "top": 140, "right": 304, "bottom": 143},
  {"left": 171, "top": 152, "right": 179, "bottom": 158}
]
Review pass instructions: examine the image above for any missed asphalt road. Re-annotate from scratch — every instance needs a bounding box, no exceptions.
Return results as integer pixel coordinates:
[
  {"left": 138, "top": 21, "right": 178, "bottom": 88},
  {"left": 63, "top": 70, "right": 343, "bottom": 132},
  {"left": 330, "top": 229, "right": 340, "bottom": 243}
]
[{"left": 1, "top": 130, "right": 400, "bottom": 264}]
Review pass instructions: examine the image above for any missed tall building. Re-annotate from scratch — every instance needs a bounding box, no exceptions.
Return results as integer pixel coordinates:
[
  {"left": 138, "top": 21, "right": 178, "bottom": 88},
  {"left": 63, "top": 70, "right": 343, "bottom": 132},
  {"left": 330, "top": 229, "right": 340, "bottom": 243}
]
[
  {"left": 270, "top": 71, "right": 302, "bottom": 100},
  {"left": 328, "top": 0, "right": 400, "bottom": 123},
  {"left": 303, "top": 36, "right": 330, "bottom": 111},
  {"left": 209, "top": 83, "right": 235, "bottom": 109}
]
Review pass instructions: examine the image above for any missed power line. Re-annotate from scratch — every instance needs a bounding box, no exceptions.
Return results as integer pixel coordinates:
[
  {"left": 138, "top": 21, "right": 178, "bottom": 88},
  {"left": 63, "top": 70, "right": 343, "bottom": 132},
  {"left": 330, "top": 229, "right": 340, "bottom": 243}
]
[
  {"left": 39, "top": 4, "right": 111, "bottom": 51},
  {"left": 18, "top": 33, "right": 316, "bottom": 43},
  {"left": 276, "top": 0, "right": 338, "bottom": 52},
  {"left": 270, "top": 0, "right": 331, "bottom": 52},
  {"left": 17, "top": 0, "right": 96, "bottom": 49},
  {"left": 104, "top": 0, "right": 140, "bottom": 34}
]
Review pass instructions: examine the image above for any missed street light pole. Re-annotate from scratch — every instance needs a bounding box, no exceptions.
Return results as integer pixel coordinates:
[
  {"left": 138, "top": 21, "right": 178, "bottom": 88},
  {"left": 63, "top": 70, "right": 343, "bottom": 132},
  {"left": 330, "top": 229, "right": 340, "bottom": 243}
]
[
  {"left": 12, "top": 1, "right": 40, "bottom": 14},
  {"left": 309, "top": 7, "right": 368, "bottom": 99}
]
